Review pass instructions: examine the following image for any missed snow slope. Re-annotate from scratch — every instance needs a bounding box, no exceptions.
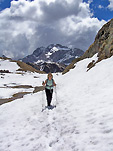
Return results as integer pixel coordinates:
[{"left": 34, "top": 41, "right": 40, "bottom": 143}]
[
  {"left": 0, "top": 59, "right": 46, "bottom": 99},
  {"left": 0, "top": 55, "right": 113, "bottom": 151},
  {"left": 0, "top": 59, "right": 19, "bottom": 72}
]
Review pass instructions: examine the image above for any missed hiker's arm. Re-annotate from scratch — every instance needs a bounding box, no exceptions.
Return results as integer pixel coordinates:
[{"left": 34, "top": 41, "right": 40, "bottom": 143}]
[{"left": 53, "top": 80, "right": 56, "bottom": 86}]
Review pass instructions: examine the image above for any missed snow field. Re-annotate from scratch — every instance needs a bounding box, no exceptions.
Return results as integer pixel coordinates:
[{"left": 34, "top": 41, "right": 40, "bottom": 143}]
[
  {"left": 0, "top": 55, "right": 113, "bottom": 151},
  {"left": 0, "top": 59, "right": 19, "bottom": 72},
  {"left": 0, "top": 87, "right": 33, "bottom": 99},
  {"left": 0, "top": 71, "right": 46, "bottom": 99}
]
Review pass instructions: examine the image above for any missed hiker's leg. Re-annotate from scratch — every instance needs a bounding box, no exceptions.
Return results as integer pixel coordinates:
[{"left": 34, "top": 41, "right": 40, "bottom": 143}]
[
  {"left": 47, "top": 90, "right": 51, "bottom": 106},
  {"left": 45, "top": 88, "right": 50, "bottom": 106},
  {"left": 49, "top": 89, "right": 53, "bottom": 105},
  {"left": 47, "top": 89, "right": 53, "bottom": 106}
]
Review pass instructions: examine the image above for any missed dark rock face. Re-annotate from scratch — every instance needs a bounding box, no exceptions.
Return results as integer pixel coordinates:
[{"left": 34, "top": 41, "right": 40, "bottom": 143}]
[
  {"left": 0, "top": 70, "right": 10, "bottom": 73},
  {"left": 22, "top": 44, "right": 84, "bottom": 73},
  {"left": 40, "top": 62, "right": 66, "bottom": 73},
  {"left": 26, "top": 62, "right": 66, "bottom": 73}
]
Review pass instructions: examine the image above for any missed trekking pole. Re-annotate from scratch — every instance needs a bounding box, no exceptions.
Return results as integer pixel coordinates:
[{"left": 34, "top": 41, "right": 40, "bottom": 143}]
[
  {"left": 41, "top": 90, "right": 44, "bottom": 111},
  {"left": 55, "top": 86, "right": 58, "bottom": 107},
  {"left": 41, "top": 82, "right": 45, "bottom": 111}
]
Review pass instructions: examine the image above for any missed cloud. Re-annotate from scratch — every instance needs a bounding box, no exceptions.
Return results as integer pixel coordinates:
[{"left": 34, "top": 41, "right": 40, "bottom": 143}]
[
  {"left": 0, "top": 0, "right": 106, "bottom": 59},
  {"left": 98, "top": 5, "right": 104, "bottom": 9},
  {"left": 88, "top": 0, "right": 93, "bottom": 4},
  {"left": 108, "top": 0, "right": 113, "bottom": 10}
]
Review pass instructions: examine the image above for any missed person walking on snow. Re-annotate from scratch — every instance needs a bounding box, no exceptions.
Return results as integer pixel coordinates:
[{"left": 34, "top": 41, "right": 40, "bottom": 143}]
[{"left": 42, "top": 73, "right": 56, "bottom": 107}]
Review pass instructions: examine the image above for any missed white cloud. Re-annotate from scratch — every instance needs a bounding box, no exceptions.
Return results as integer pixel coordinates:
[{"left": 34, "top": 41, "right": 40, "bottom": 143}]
[
  {"left": 98, "top": 5, "right": 104, "bottom": 9},
  {"left": 88, "top": 0, "right": 93, "bottom": 4},
  {"left": 108, "top": 0, "right": 113, "bottom": 10},
  {"left": 0, "top": 0, "right": 106, "bottom": 59}
]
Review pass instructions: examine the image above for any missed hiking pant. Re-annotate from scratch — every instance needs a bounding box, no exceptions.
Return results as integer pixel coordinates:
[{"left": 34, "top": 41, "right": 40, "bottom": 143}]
[{"left": 45, "top": 88, "right": 53, "bottom": 106}]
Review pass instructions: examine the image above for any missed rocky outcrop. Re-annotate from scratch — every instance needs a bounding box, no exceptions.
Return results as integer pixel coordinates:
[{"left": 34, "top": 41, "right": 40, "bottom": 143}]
[
  {"left": 63, "top": 18, "right": 113, "bottom": 74},
  {"left": 26, "top": 62, "right": 66, "bottom": 73},
  {"left": 82, "top": 18, "right": 113, "bottom": 61},
  {"left": 40, "top": 62, "right": 66, "bottom": 73},
  {"left": 0, "top": 70, "right": 10, "bottom": 73}
]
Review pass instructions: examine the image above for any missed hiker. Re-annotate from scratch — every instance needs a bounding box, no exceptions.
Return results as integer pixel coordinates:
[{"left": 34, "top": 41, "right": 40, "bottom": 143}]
[{"left": 42, "top": 73, "right": 56, "bottom": 107}]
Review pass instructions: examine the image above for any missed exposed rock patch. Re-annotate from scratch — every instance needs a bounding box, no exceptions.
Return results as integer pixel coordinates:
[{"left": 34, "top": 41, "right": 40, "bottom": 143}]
[{"left": 0, "top": 92, "right": 31, "bottom": 105}]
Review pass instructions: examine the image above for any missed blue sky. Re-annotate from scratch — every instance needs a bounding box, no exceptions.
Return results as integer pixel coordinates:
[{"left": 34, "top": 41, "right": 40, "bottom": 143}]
[
  {"left": 0, "top": 0, "right": 12, "bottom": 10},
  {"left": 83, "top": 0, "right": 113, "bottom": 21},
  {"left": 0, "top": 0, "right": 112, "bottom": 59}
]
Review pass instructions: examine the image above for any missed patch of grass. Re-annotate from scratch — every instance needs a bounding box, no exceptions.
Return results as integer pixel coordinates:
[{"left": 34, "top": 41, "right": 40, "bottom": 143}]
[
  {"left": 62, "top": 57, "right": 82, "bottom": 74},
  {"left": 12, "top": 92, "right": 31, "bottom": 98},
  {"left": 0, "top": 92, "right": 31, "bottom": 105},
  {"left": 87, "top": 60, "right": 95, "bottom": 71},
  {"left": 16, "top": 61, "right": 45, "bottom": 74},
  {"left": 11, "top": 85, "right": 33, "bottom": 89},
  {"left": 33, "top": 86, "right": 45, "bottom": 93}
]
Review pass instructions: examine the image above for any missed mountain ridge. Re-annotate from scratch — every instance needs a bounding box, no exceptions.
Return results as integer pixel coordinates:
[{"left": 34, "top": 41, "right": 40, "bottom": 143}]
[{"left": 21, "top": 44, "right": 84, "bottom": 73}]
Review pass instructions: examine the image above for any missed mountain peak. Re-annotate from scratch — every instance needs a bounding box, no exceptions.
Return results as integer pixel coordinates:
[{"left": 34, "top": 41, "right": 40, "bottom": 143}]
[
  {"left": 47, "top": 44, "right": 68, "bottom": 49},
  {"left": 21, "top": 44, "right": 84, "bottom": 73},
  {"left": 22, "top": 44, "right": 84, "bottom": 64}
]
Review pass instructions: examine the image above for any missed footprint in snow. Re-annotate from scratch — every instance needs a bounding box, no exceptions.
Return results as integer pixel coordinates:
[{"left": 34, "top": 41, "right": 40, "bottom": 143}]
[{"left": 49, "top": 139, "right": 59, "bottom": 147}]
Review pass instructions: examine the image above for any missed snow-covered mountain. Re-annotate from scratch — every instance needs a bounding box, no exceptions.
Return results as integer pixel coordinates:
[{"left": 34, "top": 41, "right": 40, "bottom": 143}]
[
  {"left": 22, "top": 44, "right": 84, "bottom": 65},
  {"left": 0, "top": 54, "right": 113, "bottom": 151},
  {"left": 21, "top": 44, "right": 84, "bottom": 73}
]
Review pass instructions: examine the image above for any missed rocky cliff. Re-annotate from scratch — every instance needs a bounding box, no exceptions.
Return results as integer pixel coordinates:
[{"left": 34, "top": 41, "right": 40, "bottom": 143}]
[
  {"left": 63, "top": 18, "right": 113, "bottom": 74},
  {"left": 82, "top": 18, "right": 113, "bottom": 61}
]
